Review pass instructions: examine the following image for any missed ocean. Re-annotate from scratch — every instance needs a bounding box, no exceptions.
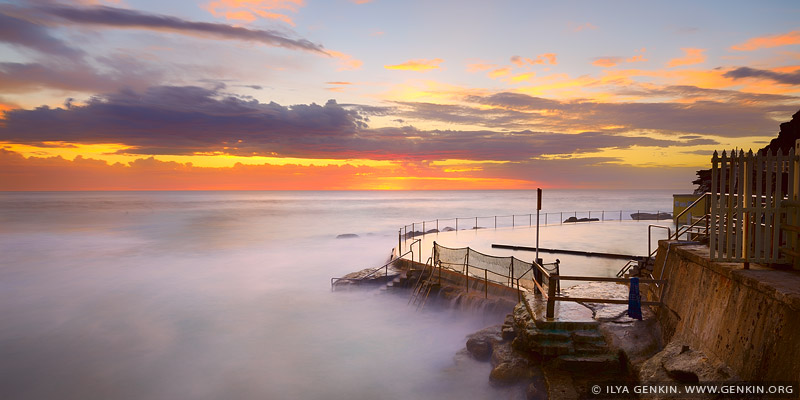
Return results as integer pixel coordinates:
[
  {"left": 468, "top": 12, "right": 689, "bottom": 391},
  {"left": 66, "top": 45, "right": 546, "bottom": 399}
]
[{"left": 0, "top": 190, "right": 677, "bottom": 399}]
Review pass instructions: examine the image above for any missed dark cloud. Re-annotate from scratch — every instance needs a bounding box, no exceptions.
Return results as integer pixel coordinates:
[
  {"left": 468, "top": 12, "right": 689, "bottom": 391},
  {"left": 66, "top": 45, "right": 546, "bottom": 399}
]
[
  {"left": 0, "top": 55, "right": 163, "bottom": 94},
  {"left": 2, "top": 4, "right": 326, "bottom": 54},
  {"left": 723, "top": 67, "right": 800, "bottom": 85},
  {"left": 445, "top": 92, "right": 797, "bottom": 137},
  {"left": 616, "top": 84, "right": 797, "bottom": 103},
  {"left": 0, "top": 85, "right": 722, "bottom": 162},
  {"left": 0, "top": 12, "right": 83, "bottom": 59}
]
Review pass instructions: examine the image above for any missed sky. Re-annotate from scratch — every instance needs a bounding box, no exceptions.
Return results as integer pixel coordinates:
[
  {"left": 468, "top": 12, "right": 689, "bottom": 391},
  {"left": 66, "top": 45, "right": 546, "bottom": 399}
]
[{"left": 0, "top": 0, "right": 799, "bottom": 190}]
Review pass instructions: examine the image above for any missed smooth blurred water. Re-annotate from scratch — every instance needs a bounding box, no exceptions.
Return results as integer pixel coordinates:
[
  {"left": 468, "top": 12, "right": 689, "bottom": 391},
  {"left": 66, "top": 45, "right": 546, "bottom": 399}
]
[{"left": 0, "top": 190, "right": 676, "bottom": 399}]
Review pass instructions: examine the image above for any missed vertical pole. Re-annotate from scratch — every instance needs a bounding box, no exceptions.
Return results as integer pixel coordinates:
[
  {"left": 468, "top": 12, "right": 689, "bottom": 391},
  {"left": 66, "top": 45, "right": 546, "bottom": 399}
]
[
  {"left": 547, "top": 274, "right": 557, "bottom": 319},
  {"left": 436, "top": 219, "right": 439, "bottom": 232},
  {"left": 475, "top": 216, "right": 478, "bottom": 230},
  {"left": 484, "top": 269, "right": 488, "bottom": 299},
  {"left": 536, "top": 188, "right": 542, "bottom": 265},
  {"left": 620, "top": 210, "right": 622, "bottom": 221},
  {"left": 465, "top": 250, "right": 469, "bottom": 293},
  {"left": 456, "top": 218, "right": 458, "bottom": 231},
  {"left": 602, "top": 210, "right": 605, "bottom": 221},
  {"left": 529, "top": 213, "right": 532, "bottom": 226},
  {"left": 711, "top": 151, "right": 719, "bottom": 259},
  {"left": 494, "top": 216, "right": 497, "bottom": 229},
  {"left": 398, "top": 230, "right": 402, "bottom": 258},
  {"left": 423, "top": 221, "right": 425, "bottom": 237}
]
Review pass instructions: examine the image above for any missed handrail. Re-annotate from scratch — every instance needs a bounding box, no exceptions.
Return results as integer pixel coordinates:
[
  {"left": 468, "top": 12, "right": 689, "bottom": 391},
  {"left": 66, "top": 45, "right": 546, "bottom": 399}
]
[
  {"left": 331, "top": 249, "right": 413, "bottom": 288},
  {"left": 648, "top": 225, "right": 671, "bottom": 256},
  {"left": 545, "top": 274, "right": 669, "bottom": 318}
]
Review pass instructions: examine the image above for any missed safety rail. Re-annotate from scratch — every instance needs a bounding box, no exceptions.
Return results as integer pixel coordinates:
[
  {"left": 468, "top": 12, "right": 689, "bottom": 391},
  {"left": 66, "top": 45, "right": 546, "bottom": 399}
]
[
  {"left": 330, "top": 241, "right": 420, "bottom": 289},
  {"left": 408, "top": 242, "right": 560, "bottom": 310},
  {"left": 399, "top": 209, "right": 675, "bottom": 253},
  {"left": 544, "top": 275, "right": 668, "bottom": 319}
]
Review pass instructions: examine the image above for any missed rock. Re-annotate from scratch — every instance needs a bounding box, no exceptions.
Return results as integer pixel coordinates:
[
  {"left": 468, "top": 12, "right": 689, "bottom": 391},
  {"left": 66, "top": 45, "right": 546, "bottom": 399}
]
[
  {"left": 489, "top": 360, "right": 529, "bottom": 385},
  {"left": 441, "top": 226, "right": 456, "bottom": 232},
  {"left": 563, "top": 216, "right": 600, "bottom": 223},
  {"left": 465, "top": 325, "right": 503, "bottom": 362},
  {"left": 526, "top": 383, "right": 543, "bottom": 400},
  {"left": 466, "top": 337, "right": 492, "bottom": 361},
  {"left": 335, "top": 233, "right": 359, "bottom": 239},
  {"left": 425, "top": 228, "right": 439, "bottom": 234},
  {"left": 630, "top": 212, "right": 672, "bottom": 220},
  {"left": 639, "top": 341, "right": 737, "bottom": 386}
]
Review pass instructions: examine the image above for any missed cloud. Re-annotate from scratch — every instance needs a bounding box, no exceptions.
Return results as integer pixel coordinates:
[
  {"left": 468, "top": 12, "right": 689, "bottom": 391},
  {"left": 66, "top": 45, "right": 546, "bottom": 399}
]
[
  {"left": 466, "top": 63, "right": 495, "bottom": 72},
  {"left": 384, "top": 58, "right": 443, "bottom": 72},
  {"left": 723, "top": 66, "right": 800, "bottom": 85},
  {"left": 351, "top": 0, "right": 373, "bottom": 3},
  {"left": 488, "top": 67, "right": 511, "bottom": 79},
  {"left": 571, "top": 22, "right": 597, "bottom": 32},
  {"left": 731, "top": 30, "right": 800, "bottom": 51},
  {"left": 204, "top": 0, "right": 304, "bottom": 26},
  {"left": 667, "top": 48, "right": 706, "bottom": 68},
  {"left": 510, "top": 54, "right": 557, "bottom": 67},
  {"left": 3, "top": 4, "right": 326, "bottom": 53},
  {"left": 0, "top": 85, "right": 734, "bottom": 166},
  {"left": 0, "top": 12, "right": 84, "bottom": 59},
  {"left": 0, "top": 56, "right": 163, "bottom": 94},
  {"left": 326, "top": 50, "right": 363, "bottom": 70},
  {"left": 417, "top": 91, "right": 795, "bottom": 137},
  {"left": 592, "top": 57, "right": 623, "bottom": 67}
]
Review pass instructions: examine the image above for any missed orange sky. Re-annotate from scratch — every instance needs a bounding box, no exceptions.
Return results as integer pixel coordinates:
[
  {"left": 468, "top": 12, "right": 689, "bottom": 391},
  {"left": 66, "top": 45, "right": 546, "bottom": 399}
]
[{"left": 1, "top": 1, "right": 799, "bottom": 190}]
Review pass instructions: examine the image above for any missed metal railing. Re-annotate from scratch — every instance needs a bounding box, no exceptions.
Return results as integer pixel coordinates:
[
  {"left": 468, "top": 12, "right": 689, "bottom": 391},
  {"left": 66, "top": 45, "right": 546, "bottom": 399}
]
[
  {"left": 544, "top": 275, "right": 668, "bottom": 318},
  {"left": 331, "top": 239, "right": 421, "bottom": 289},
  {"left": 398, "top": 209, "right": 674, "bottom": 254}
]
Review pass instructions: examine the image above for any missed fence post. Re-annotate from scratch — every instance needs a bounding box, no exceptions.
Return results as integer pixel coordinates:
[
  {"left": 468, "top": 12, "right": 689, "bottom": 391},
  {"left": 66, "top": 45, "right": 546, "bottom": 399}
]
[
  {"left": 475, "top": 216, "right": 478, "bottom": 230},
  {"left": 456, "top": 218, "right": 458, "bottom": 231},
  {"left": 484, "top": 269, "right": 488, "bottom": 298},
  {"left": 547, "top": 274, "right": 558, "bottom": 319},
  {"left": 423, "top": 221, "right": 425, "bottom": 237},
  {"left": 495, "top": 216, "right": 497, "bottom": 229},
  {"left": 398, "top": 230, "right": 402, "bottom": 257}
]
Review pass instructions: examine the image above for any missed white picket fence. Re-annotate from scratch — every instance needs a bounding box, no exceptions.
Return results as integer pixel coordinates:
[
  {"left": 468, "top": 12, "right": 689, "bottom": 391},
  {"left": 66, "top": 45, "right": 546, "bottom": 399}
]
[{"left": 710, "top": 141, "right": 800, "bottom": 269}]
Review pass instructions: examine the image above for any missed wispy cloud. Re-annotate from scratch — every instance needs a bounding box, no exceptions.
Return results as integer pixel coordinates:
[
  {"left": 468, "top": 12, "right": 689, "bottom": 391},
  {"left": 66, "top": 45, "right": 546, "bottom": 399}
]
[
  {"left": 731, "top": 30, "right": 800, "bottom": 51},
  {"left": 571, "top": 22, "right": 597, "bottom": 32},
  {"left": 510, "top": 53, "right": 557, "bottom": 66},
  {"left": 723, "top": 67, "right": 800, "bottom": 85},
  {"left": 667, "top": 48, "right": 706, "bottom": 68},
  {"left": 592, "top": 57, "right": 623, "bottom": 67},
  {"left": 2, "top": 4, "right": 326, "bottom": 53},
  {"left": 384, "top": 58, "right": 443, "bottom": 72},
  {"left": 204, "top": 0, "right": 304, "bottom": 25}
]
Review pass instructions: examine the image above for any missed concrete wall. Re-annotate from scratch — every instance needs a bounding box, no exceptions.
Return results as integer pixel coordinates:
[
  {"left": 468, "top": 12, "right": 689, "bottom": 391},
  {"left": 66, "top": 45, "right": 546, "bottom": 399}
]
[{"left": 649, "top": 241, "right": 800, "bottom": 381}]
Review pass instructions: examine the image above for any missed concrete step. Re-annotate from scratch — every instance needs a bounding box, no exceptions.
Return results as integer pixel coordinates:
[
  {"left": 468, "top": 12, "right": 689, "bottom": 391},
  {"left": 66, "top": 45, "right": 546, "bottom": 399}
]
[
  {"left": 534, "top": 319, "right": 599, "bottom": 331},
  {"left": 573, "top": 342, "right": 610, "bottom": 355},
  {"left": 571, "top": 330, "right": 605, "bottom": 344},
  {"left": 554, "top": 354, "right": 621, "bottom": 373},
  {"left": 530, "top": 340, "right": 573, "bottom": 357},
  {"left": 529, "top": 328, "right": 572, "bottom": 342}
]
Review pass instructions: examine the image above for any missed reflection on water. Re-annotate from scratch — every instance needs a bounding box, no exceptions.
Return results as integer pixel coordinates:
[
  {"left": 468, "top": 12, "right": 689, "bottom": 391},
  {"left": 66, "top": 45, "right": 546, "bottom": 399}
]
[{"left": 0, "top": 190, "right": 674, "bottom": 399}]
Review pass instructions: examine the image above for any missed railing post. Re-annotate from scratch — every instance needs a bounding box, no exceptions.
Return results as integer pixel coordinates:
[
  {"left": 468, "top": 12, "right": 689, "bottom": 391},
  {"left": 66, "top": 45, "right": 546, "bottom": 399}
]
[
  {"left": 602, "top": 210, "right": 605, "bottom": 221},
  {"left": 494, "top": 216, "right": 497, "bottom": 229},
  {"left": 456, "top": 218, "right": 458, "bottom": 231},
  {"left": 547, "top": 274, "right": 558, "bottom": 318},
  {"left": 436, "top": 219, "right": 439, "bottom": 232},
  {"left": 484, "top": 269, "right": 488, "bottom": 298},
  {"left": 423, "top": 221, "right": 425, "bottom": 237},
  {"left": 398, "top": 230, "right": 402, "bottom": 258},
  {"left": 475, "top": 216, "right": 478, "bottom": 229}
]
